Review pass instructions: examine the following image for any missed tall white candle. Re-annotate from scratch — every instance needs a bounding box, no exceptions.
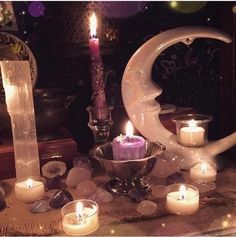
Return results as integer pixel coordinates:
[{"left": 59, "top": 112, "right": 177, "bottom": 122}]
[
  {"left": 62, "top": 200, "right": 99, "bottom": 236},
  {"left": 15, "top": 177, "right": 45, "bottom": 203},
  {"left": 190, "top": 163, "right": 217, "bottom": 183},
  {"left": 179, "top": 120, "right": 205, "bottom": 146},
  {"left": 166, "top": 184, "right": 199, "bottom": 215}
]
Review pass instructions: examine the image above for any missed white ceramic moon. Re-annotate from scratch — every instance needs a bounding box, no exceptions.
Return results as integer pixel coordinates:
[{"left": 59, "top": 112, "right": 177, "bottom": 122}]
[{"left": 122, "top": 26, "right": 236, "bottom": 170}]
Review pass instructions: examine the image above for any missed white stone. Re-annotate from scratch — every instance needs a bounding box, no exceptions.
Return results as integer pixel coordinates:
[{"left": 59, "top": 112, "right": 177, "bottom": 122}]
[
  {"left": 90, "top": 188, "right": 113, "bottom": 204},
  {"left": 137, "top": 200, "right": 157, "bottom": 215},
  {"left": 152, "top": 185, "right": 167, "bottom": 199},
  {"left": 65, "top": 167, "right": 92, "bottom": 188},
  {"left": 76, "top": 181, "right": 97, "bottom": 197}
]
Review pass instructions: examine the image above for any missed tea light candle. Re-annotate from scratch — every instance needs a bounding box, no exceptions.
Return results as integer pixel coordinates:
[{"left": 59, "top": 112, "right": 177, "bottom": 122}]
[
  {"left": 112, "top": 121, "right": 146, "bottom": 160},
  {"left": 179, "top": 119, "right": 205, "bottom": 146},
  {"left": 62, "top": 200, "right": 99, "bottom": 236},
  {"left": 166, "top": 184, "right": 199, "bottom": 215},
  {"left": 190, "top": 163, "right": 217, "bottom": 183},
  {"left": 15, "top": 177, "right": 45, "bottom": 203}
]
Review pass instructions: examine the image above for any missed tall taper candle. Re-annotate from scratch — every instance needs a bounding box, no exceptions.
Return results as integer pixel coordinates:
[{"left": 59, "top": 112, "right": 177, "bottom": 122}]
[{"left": 89, "top": 12, "right": 107, "bottom": 120}]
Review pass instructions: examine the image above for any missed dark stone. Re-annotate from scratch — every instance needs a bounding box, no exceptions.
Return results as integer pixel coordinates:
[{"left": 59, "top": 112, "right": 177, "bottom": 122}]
[
  {"left": 166, "top": 172, "right": 185, "bottom": 185},
  {"left": 49, "top": 190, "right": 73, "bottom": 209},
  {"left": 0, "top": 196, "right": 6, "bottom": 211},
  {"left": 129, "top": 188, "right": 148, "bottom": 203},
  {"left": 46, "top": 175, "right": 63, "bottom": 190}
]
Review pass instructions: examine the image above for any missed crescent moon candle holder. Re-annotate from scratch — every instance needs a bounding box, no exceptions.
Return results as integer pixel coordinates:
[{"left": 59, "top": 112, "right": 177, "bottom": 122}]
[
  {"left": 90, "top": 141, "right": 165, "bottom": 195},
  {"left": 121, "top": 26, "right": 236, "bottom": 170}
]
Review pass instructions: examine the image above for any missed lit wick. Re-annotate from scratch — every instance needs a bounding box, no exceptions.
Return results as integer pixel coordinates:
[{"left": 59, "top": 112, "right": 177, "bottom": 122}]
[
  {"left": 125, "top": 121, "right": 134, "bottom": 142},
  {"left": 201, "top": 163, "right": 207, "bottom": 175},
  {"left": 179, "top": 185, "right": 186, "bottom": 200},
  {"left": 26, "top": 178, "right": 33, "bottom": 189},
  {"left": 76, "top": 202, "right": 84, "bottom": 223}
]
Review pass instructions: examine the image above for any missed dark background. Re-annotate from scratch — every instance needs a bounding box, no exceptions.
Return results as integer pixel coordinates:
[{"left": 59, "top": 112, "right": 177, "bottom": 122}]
[{"left": 2, "top": 1, "right": 235, "bottom": 153}]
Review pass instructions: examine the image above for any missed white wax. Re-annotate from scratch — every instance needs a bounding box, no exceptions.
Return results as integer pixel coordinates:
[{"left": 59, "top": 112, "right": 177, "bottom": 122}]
[
  {"left": 62, "top": 207, "right": 99, "bottom": 235},
  {"left": 190, "top": 163, "right": 216, "bottom": 183},
  {"left": 179, "top": 126, "right": 205, "bottom": 146},
  {"left": 15, "top": 178, "right": 45, "bottom": 203},
  {"left": 166, "top": 188, "right": 199, "bottom": 215}
]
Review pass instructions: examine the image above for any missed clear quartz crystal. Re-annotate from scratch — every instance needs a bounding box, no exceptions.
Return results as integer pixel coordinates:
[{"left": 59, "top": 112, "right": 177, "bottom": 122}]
[{"left": 0, "top": 61, "right": 40, "bottom": 179}]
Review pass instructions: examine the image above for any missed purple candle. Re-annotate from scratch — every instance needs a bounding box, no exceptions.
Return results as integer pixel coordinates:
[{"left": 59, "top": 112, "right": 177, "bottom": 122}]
[
  {"left": 89, "top": 13, "right": 107, "bottom": 120},
  {"left": 112, "top": 121, "right": 146, "bottom": 160}
]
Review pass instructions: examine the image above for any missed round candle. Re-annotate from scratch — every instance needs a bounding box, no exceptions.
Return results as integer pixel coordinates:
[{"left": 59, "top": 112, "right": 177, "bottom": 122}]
[
  {"left": 190, "top": 163, "right": 217, "bottom": 183},
  {"left": 112, "top": 121, "right": 146, "bottom": 160},
  {"left": 166, "top": 184, "right": 199, "bottom": 215},
  {"left": 179, "top": 120, "right": 205, "bottom": 146},
  {"left": 15, "top": 177, "right": 45, "bottom": 203},
  {"left": 62, "top": 200, "right": 99, "bottom": 236}
]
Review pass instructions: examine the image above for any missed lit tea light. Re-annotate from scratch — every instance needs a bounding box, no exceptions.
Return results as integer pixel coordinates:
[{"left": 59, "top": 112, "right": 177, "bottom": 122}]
[
  {"left": 166, "top": 184, "right": 199, "bottom": 215},
  {"left": 190, "top": 162, "right": 217, "bottom": 183},
  {"left": 112, "top": 121, "right": 146, "bottom": 160},
  {"left": 14, "top": 177, "right": 45, "bottom": 203},
  {"left": 179, "top": 119, "right": 205, "bottom": 146},
  {"left": 62, "top": 200, "right": 99, "bottom": 236}
]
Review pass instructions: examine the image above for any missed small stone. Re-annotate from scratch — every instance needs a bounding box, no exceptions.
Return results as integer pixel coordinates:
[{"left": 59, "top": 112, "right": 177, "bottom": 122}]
[
  {"left": 46, "top": 175, "right": 63, "bottom": 190},
  {"left": 49, "top": 190, "right": 73, "bottom": 209},
  {"left": 30, "top": 200, "right": 51, "bottom": 213},
  {"left": 73, "top": 154, "right": 93, "bottom": 171},
  {"left": 66, "top": 167, "right": 92, "bottom": 188},
  {"left": 137, "top": 200, "right": 157, "bottom": 215},
  {"left": 42, "top": 161, "right": 67, "bottom": 179},
  {"left": 76, "top": 181, "right": 97, "bottom": 198},
  {"left": 166, "top": 172, "right": 185, "bottom": 185},
  {"left": 152, "top": 185, "right": 167, "bottom": 199},
  {"left": 0, "top": 196, "right": 6, "bottom": 211},
  {"left": 129, "top": 188, "right": 148, "bottom": 203},
  {"left": 90, "top": 188, "right": 113, "bottom": 204}
]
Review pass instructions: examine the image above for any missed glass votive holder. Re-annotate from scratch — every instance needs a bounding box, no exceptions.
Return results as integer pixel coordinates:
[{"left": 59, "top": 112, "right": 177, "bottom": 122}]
[
  {"left": 166, "top": 184, "right": 199, "bottom": 215},
  {"left": 14, "top": 176, "right": 45, "bottom": 203},
  {"left": 172, "top": 114, "right": 212, "bottom": 147},
  {"left": 61, "top": 199, "right": 99, "bottom": 236}
]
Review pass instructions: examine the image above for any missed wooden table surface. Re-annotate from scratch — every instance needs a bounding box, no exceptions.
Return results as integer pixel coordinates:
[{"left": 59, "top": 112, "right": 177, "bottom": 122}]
[{"left": 1, "top": 159, "right": 236, "bottom": 236}]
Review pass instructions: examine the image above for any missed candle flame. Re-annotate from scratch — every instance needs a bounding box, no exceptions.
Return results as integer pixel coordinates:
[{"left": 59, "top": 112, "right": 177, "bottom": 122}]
[
  {"left": 201, "top": 163, "right": 207, "bottom": 174},
  {"left": 126, "top": 121, "right": 134, "bottom": 136},
  {"left": 179, "top": 185, "right": 186, "bottom": 200},
  {"left": 89, "top": 12, "right": 97, "bottom": 37},
  {"left": 26, "top": 178, "right": 33, "bottom": 188},
  {"left": 76, "top": 202, "right": 83, "bottom": 220},
  {"left": 188, "top": 119, "right": 197, "bottom": 128}
]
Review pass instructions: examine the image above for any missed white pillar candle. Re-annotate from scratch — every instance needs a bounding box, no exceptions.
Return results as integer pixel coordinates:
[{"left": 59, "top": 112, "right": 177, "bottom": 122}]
[
  {"left": 62, "top": 200, "right": 99, "bottom": 236},
  {"left": 179, "top": 119, "right": 205, "bottom": 146},
  {"left": 15, "top": 177, "right": 45, "bottom": 203},
  {"left": 112, "top": 121, "right": 146, "bottom": 160},
  {"left": 190, "top": 163, "right": 217, "bottom": 183},
  {"left": 166, "top": 184, "right": 199, "bottom": 215}
]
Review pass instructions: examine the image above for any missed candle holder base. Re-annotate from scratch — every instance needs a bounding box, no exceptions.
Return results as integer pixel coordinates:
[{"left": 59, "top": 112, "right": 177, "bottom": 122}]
[{"left": 87, "top": 106, "right": 113, "bottom": 146}]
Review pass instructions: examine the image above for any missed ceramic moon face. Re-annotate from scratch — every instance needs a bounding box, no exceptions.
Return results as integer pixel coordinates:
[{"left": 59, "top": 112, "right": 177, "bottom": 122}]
[{"left": 122, "top": 26, "right": 236, "bottom": 171}]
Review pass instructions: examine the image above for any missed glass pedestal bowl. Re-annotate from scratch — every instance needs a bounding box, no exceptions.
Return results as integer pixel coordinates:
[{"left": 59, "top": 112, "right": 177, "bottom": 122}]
[{"left": 90, "top": 141, "right": 165, "bottom": 195}]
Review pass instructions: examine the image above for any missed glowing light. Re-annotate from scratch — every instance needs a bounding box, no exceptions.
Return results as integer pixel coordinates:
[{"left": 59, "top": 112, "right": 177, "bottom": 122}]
[
  {"left": 26, "top": 178, "right": 33, "bottom": 188},
  {"left": 179, "top": 185, "right": 186, "bottom": 200},
  {"left": 232, "top": 5, "right": 236, "bottom": 13},
  {"left": 110, "top": 229, "right": 115, "bottom": 234},
  {"left": 170, "top": 1, "right": 178, "bottom": 8},
  {"left": 201, "top": 163, "right": 207, "bottom": 174},
  {"left": 89, "top": 13, "right": 97, "bottom": 37},
  {"left": 126, "top": 120, "right": 134, "bottom": 136},
  {"left": 188, "top": 119, "right": 197, "bottom": 128},
  {"left": 76, "top": 202, "right": 83, "bottom": 220},
  {"left": 227, "top": 214, "right": 232, "bottom": 218},
  {"left": 222, "top": 220, "right": 229, "bottom": 228},
  {"left": 161, "top": 223, "right": 165, "bottom": 227},
  {"left": 39, "top": 226, "right": 43, "bottom": 230}
]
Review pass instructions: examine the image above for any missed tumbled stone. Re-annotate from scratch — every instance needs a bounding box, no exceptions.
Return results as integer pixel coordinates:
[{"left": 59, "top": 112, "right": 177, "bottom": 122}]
[
  {"left": 49, "top": 190, "right": 73, "bottom": 209},
  {"left": 0, "top": 196, "right": 6, "bottom": 211},
  {"left": 76, "top": 181, "right": 97, "bottom": 198},
  {"left": 129, "top": 188, "right": 148, "bottom": 203},
  {"left": 89, "top": 188, "right": 113, "bottom": 204},
  {"left": 137, "top": 200, "right": 157, "bottom": 215},
  {"left": 46, "top": 175, "right": 63, "bottom": 190},
  {"left": 152, "top": 185, "right": 167, "bottom": 199},
  {"left": 73, "top": 154, "right": 93, "bottom": 171},
  {"left": 66, "top": 167, "right": 92, "bottom": 188},
  {"left": 30, "top": 200, "right": 51, "bottom": 213},
  {"left": 166, "top": 172, "right": 185, "bottom": 185}
]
